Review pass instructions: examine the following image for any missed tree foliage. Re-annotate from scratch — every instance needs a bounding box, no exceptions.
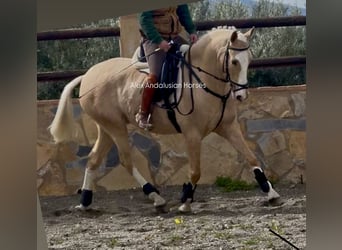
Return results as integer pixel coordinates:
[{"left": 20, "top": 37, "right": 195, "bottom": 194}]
[
  {"left": 37, "top": 0, "right": 306, "bottom": 99},
  {"left": 248, "top": 0, "right": 306, "bottom": 86},
  {"left": 37, "top": 19, "right": 120, "bottom": 100}
]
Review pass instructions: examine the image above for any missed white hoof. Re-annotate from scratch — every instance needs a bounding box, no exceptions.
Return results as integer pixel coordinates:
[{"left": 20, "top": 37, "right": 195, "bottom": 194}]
[
  {"left": 148, "top": 192, "right": 166, "bottom": 207},
  {"left": 267, "top": 182, "right": 280, "bottom": 201},
  {"left": 75, "top": 204, "right": 91, "bottom": 211},
  {"left": 178, "top": 199, "right": 192, "bottom": 213}
]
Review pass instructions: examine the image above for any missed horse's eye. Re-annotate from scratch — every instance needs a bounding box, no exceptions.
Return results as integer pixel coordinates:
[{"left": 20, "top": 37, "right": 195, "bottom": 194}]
[{"left": 232, "top": 59, "right": 238, "bottom": 66}]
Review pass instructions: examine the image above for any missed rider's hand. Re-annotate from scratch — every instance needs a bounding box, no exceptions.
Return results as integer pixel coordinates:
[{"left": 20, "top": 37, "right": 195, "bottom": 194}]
[
  {"left": 159, "top": 40, "right": 171, "bottom": 52},
  {"left": 189, "top": 33, "right": 198, "bottom": 44}
]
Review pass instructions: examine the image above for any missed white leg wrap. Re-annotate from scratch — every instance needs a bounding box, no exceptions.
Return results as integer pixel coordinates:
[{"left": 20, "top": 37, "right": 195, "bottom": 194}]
[
  {"left": 267, "top": 181, "right": 280, "bottom": 200},
  {"left": 148, "top": 192, "right": 166, "bottom": 207},
  {"left": 178, "top": 198, "right": 192, "bottom": 213},
  {"left": 81, "top": 168, "right": 97, "bottom": 190},
  {"left": 253, "top": 166, "right": 280, "bottom": 200},
  {"left": 133, "top": 167, "right": 148, "bottom": 187},
  {"left": 75, "top": 204, "right": 90, "bottom": 210},
  {"left": 253, "top": 166, "right": 262, "bottom": 172}
]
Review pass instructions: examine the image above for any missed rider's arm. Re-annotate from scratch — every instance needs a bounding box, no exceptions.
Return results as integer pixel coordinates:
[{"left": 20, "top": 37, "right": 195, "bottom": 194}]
[
  {"left": 176, "top": 4, "right": 196, "bottom": 35},
  {"left": 138, "top": 11, "right": 164, "bottom": 45}
]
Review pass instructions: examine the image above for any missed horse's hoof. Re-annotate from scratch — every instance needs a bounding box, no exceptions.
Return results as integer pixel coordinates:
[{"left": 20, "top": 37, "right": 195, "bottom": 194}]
[
  {"left": 267, "top": 187, "right": 280, "bottom": 200},
  {"left": 178, "top": 202, "right": 192, "bottom": 213},
  {"left": 75, "top": 204, "right": 91, "bottom": 211},
  {"left": 154, "top": 197, "right": 166, "bottom": 207},
  {"left": 268, "top": 197, "right": 284, "bottom": 207},
  {"left": 148, "top": 192, "right": 166, "bottom": 207}
]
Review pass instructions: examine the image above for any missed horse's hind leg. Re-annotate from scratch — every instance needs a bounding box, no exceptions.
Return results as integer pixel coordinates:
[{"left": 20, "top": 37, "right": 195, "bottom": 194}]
[
  {"left": 77, "top": 125, "right": 113, "bottom": 209},
  {"left": 104, "top": 124, "right": 166, "bottom": 208},
  {"left": 215, "top": 122, "right": 281, "bottom": 203}
]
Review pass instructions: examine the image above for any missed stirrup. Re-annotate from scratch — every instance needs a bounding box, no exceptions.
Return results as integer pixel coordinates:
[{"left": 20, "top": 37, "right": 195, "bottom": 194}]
[{"left": 135, "top": 111, "right": 153, "bottom": 130}]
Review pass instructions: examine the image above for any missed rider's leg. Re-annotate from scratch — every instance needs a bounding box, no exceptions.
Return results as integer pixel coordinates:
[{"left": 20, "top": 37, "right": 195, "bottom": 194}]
[{"left": 136, "top": 39, "right": 166, "bottom": 129}]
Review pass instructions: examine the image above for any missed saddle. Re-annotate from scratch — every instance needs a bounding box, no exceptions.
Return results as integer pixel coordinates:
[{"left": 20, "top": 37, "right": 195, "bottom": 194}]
[
  {"left": 132, "top": 42, "right": 190, "bottom": 109},
  {"left": 153, "top": 43, "right": 182, "bottom": 107}
]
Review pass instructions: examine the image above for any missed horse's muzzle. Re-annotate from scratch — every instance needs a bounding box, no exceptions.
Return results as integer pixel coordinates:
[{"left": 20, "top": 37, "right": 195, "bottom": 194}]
[
  {"left": 236, "top": 95, "right": 243, "bottom": 102},
  {"left": 235, "top": 90, "right": 248, "bottom": 102}
]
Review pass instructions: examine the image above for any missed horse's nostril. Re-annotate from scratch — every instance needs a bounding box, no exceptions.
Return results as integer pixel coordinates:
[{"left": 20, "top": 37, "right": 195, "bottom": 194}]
[{"left": 236, "top": 95, "right": 243, "bottom": 102}]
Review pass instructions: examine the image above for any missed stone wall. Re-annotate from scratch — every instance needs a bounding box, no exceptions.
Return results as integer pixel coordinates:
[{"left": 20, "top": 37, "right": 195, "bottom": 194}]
[{"left": 37, "top": 85, "right": 306, "bottom": 196}]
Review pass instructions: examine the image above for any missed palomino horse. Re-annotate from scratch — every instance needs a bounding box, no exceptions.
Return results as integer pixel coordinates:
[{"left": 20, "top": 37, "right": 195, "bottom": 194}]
[{"left": 49, "top": 26, "right": 280, "bottom": 212}]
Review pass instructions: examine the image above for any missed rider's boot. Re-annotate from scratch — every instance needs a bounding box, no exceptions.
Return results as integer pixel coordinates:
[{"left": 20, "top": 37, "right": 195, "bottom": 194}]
[{"left": 136, "top": 74, "right": 158, "bottom": 130}]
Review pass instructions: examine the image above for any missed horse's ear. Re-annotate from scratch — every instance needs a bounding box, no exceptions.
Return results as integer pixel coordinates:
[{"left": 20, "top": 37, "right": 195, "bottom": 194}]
[
  {"left": 244, "top": 27, "right": 255, "bottom": 41},
  {"left": 230, "top": 30, "right": 238, "bottom": 43}
]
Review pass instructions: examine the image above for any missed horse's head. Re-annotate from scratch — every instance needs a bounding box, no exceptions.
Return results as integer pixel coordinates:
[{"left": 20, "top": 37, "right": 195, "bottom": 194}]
[
  {"left": 229, "top": 27, "right": 254, "bottom": 101},
  {"left": 214, "top": 26, "right": 254, "bottom": 101}
]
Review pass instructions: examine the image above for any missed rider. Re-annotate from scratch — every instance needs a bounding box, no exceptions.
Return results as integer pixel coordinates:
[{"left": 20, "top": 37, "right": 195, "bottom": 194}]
[{"left": 136, "top": 4, "right": 198, "bottom": 129}]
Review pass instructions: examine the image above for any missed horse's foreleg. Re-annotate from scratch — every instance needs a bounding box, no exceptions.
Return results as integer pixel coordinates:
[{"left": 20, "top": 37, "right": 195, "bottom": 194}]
[
  {"left": 179, "top": 134, "right": 202, "bottom": 212},
  {"left": 107, "top": 125, "right": 166, "bottom": 208},
  {"left": 215, "top": 123, "right": 280, "bottom": 202},
  {"left": 77, "top": 126, "right": 113, "bottom": 209}
]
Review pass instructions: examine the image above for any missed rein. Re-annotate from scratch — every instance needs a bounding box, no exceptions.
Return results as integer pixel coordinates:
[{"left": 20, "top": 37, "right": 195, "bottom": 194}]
[{"left": 170, "top": 41, "right": 250, "bottom": 129}]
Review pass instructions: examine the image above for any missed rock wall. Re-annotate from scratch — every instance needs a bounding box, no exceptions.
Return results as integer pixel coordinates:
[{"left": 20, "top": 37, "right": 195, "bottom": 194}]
[{"left": 37, "top": 85, "right": 306, "bottom": 196}]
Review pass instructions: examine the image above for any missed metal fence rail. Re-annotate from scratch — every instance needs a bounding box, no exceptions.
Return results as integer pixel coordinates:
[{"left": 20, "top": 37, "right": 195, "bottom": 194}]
[{"left": 37, "top": 16, "right": 306, "bottom": 41}]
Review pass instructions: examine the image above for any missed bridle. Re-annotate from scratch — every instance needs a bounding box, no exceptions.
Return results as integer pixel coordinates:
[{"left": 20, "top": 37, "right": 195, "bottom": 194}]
[
  {"left": 223, "top": 44, "right": 251, "bottom": 92},
  {"left": 188, "top": 42, "right": 251, "bottom": 92},
  {"left": 171, "top": 39, "right": 251, "bottom": 129}
]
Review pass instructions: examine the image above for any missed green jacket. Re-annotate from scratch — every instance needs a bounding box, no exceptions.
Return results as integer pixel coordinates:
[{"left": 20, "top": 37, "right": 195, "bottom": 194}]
[{"left": 138, "top": 4, "right": 196, "bottom": 44}]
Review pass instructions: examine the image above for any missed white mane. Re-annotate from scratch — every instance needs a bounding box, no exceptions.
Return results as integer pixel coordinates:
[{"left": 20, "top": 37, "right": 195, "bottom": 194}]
[{"left": 211, "top": 25, "right": 237, "bottom": 31}]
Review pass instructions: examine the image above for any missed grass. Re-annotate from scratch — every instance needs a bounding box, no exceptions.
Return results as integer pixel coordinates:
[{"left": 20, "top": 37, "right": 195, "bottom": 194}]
[
  {"left": 164, "top": 234, "right": 183, "bottom": 245},
  {"left": 170, "top": 234, "right": 182, "bottom": 242},
  {"left": 245, "top": 238, "right": 259, "bottom": 245},
  {"left": 107, "top": 237, "right": 118, "bottom": 248},
  {"left": 239, "top": 223, "right": 255, "bottom": 231},
  {"left": 270, "top": 219, "right": 284, "bottom": 235},
  {"left": 214, "top": 231, "right": 233, "bottom": 240},
  {"left": 215, "top": 176, "right": 256, "bottom": 192}
]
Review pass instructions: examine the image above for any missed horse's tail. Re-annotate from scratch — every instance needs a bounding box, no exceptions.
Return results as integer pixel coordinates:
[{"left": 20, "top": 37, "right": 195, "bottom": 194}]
[{"left": 49, "top": 75, "right": 83, "bottom": 143}]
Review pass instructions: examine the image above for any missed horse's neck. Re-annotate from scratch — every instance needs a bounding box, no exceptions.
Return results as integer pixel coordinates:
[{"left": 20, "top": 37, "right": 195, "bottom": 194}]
[{"left": 187, "top": 40, "right": 229, "bottom": 94}]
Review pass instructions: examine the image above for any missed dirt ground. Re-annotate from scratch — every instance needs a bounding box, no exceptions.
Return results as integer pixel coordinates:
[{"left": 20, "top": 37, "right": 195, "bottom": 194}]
[{"left": 40, "top": 183, "right": 306, "bottom": 250}]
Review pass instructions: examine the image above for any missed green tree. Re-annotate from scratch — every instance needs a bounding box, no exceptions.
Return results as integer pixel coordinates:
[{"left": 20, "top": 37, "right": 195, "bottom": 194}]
[
  {"left": 211, "top": 0, "right": 249, "bottom": 19},
  {"left": 37, "top": 18, "right": 120, "bottom": 100},
  {"left": 189, "top": 0, "right": 211, "bottom": 21},
  {"left": 248, "top": 0, "right": 306, "bottom": 86}
]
